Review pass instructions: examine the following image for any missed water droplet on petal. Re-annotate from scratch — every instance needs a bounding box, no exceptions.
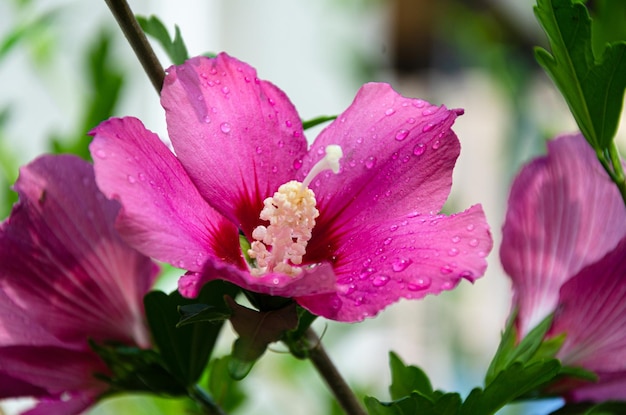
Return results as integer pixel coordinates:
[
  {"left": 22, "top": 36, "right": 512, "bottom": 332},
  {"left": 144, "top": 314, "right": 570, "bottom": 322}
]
[
  {"left": 448, "top": 248, "right": 459, "bottom": 257},
  {"left": 293, "top": 159, "right": 303, "bottom": 170},
  {"left": 392, "top": 258, "right": 412, "bottom": 272},
  {"left": 390, "top": 224, "right": 399, "bottom": 232},
  {"left": 406, "top": 117, "right": 416, "bottom": 124},
  {"left": 372, "top": 274, "right": 390, "bottom": 287},
  {"left": 221, "top": 86, "right": 230, "bottom": 94},
  {"left": 422, "top": 123, "right": 435, "bottom": 132},
  {"left": 432, "top": 140, "right": 441, "bottom": 150},
  {"left": 385, "top": 108, "right": 395, "bottom": 116},
  {"left": 95, "top": 149, "right": 107, "bottom": 159},
  {"left": 359, "top": 267, "right": 375, "bottom": 280},
  {"left": 220, "top": 122, "right": 231, "bottom": 133},
  {"left": 466, "top": 224, "right": 475, "bottom": 231},
  {"left": 285, "top": 120, "right": 292, "bottom": 127},
  {"left": 413, "top": 99, "right": 426, "bottom": 108},
  {"left": 395, "top": 129, "right": 409, "bottom": 141},
  {"left": 451, "top": 235, "right": 461, "bottom": 243},
  {"left": 343, "top": 284, "right": 356, "bottom": 295},
  {"left": 127, "top": 175, "right": 136, "bottom": 184},
  {"left": 255, "top": 146, "right": 262, "bottom": 154},
  {"left": 407, "top": 277, "right": 431, "bottom": 291},
  {"left": 422, "top": 107, "right": 435, "bottom": 116},
  {"left": 364, "top": 156, "right": 377, "bottom": 169},
  {"left": 469, "top": 238, "right": 479, "bottom": 247},
  {"left": 411, "top": 143, "right": 425, "bottom": 157},
  {"left": 440, "top": 265, "right": 453, "bottom": 274},
  {"left": 138, "top": 173, "right": 146, "bottom": 182},
  {"left": 203, "top": 115, "right": 211, "bottom": 123}
]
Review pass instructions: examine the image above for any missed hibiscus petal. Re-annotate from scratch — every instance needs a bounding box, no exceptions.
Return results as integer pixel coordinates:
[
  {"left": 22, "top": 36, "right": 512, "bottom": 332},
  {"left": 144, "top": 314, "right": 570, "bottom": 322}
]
[
  {"left": 551, "top": 237, "right": 626, "bottom": 374},
  {"left": 500, "top": 134, "right": 626, "bottom": 336},
  {"left": 565, "top": 370, "right": 626, "bottom": 403},
  {"left": 299, "top": 83, "right": 461, "bottom": 244},
  {"left": 0, "top": 155, "right": 156, "bottom": 346},
  {"left": 179, "top": 260, "right": 336, "bottom": 299},
  {"left": 161, "top": 53, "right": 308, "bottom": 235},
  {"left": 89, "top": 117, "right": 243, "bottom": 272},
  {"left": 298, "top": 204, "right": 492, "bottom": 321}
]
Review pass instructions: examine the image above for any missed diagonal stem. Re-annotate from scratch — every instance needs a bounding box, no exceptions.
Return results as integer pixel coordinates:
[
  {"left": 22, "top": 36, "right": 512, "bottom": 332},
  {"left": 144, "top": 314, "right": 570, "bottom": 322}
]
[
  {"left": 104, "top": 0, "right": 164, "bottom": 94},
  {"left": 305, "top": 328, "right": 367, "bottom": 415}
]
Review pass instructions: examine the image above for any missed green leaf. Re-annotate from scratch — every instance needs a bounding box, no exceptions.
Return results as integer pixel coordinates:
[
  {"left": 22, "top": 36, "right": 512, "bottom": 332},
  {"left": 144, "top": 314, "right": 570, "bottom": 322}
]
[
  {"left": 302, "top": 115, "right": 337, "bottom": 130},
  {"left": 485, "top": 311, "right": 555, "bottom": 384},
  {"left": 388, "top": 352, "right": 433, "bottom": 400},
  {"left": 206, "top": 356, "right": 246, "bottom": 412},
  {"left": 365, "top": 392, "right": 461, "bottom": 415},
  {"left": 144, "top": 281, "right": 239, "bottom": 386},
  {"left": 534, "top": 0, "right": 626, "bottom": 150},
  {"left": 136, "top": 15, "right": 189, "bottom": 65},
  {"left": 460, "top": 360, "right": 561, "bottom": 415},
  {"left": 177, "top": 303, "right": 231, "bottom": 327}
]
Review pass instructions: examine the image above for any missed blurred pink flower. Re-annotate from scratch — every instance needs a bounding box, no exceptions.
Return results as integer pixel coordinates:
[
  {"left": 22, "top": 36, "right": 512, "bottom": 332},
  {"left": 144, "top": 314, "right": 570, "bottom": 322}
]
[
  {"left": 0, "top": 155, "right": 158, "bottom": 414},
  {"left": 501, "top": 133, "right": 626, "bottom": 401},
  {"left": 90, "top": 52, "right": 492, "bottom": 322}
]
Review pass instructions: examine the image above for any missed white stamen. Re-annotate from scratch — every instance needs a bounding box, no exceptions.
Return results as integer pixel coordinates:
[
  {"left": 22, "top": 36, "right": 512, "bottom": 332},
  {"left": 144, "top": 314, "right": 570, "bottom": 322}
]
[
  {"left": 248, "top": 145, "right": 343, "bottom": 277},
  {"left": 302, "top": 145, "right": 343, "bottom": 188}
]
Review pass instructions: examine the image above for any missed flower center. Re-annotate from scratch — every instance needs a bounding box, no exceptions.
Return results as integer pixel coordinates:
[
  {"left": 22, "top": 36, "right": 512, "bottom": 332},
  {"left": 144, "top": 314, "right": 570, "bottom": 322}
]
[{"left": 248, "top": 145, "right": 342, "bottom": 276}]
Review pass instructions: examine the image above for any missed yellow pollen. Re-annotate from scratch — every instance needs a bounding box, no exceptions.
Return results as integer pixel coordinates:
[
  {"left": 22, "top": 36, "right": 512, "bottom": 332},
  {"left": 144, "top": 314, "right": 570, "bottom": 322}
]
[{"left": 248, "top": 145, "right": 343, "bottom": 276}]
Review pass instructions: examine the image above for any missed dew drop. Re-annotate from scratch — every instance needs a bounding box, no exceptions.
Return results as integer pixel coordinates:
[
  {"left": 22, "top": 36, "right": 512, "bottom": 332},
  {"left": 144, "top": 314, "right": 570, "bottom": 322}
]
[
  {"left": 268, "top": 98, "right": 276, "bottom": 106},
  {"left": 255, "top": 146, "right": 262, "bottom": 154},
  {"left": 451, "top": 235, "right": 461, "bottom": 243},
  {"left": 372, "top": 274, "right": 390, "bottom": 287},
  {"left": 395, "top": 129, "right": 409, "bottom": 141},
  {"left": 440, "top": 265, "right": 453, "bottom": 274},
  {"left": 407, "top": 211, "right": 420, "bottom": 218},
  {"left": 413, "top": 143, "right": 426, "bottom": 156},
  {"left": 466, "top": 224, "right": 475, "bottom": 231},
  {"left": 407, "top": 277, "right": 431, "bottom": 291},
  {"left": 422, "top": 107, "right": 435, "bottom": 116},
  {"left": 277, "top": 140, "right": 284, "bottom": 148},
  {"left": 383, "top": 237, "right": 392, "bottom": 245},
  {"left": 412, "top": 99, "right": 426, "bottom": 108},
  {"left": 422, "top": 123, "right": 435, "bottom": 132},
  {"left": 343, "top": 284, "right": 356, "bottom": 295},
  {"left": 177, "top": 260, "right": 185, "bottom": 268},
  {"left": 220, "top": 122, "right": 231, "bottom": 133},
  {"left": 448, "top": 248, "right": 459, "bottom": 257},
  {"left": 364, "top": 156, "right": 377, "bottom": 169},
  {"left": 221, "top": 86, "right": 230, "bottom": 94},
  {"left": 392, "top": 258, "right": 412, "bottom": 272},
  {"left": 385, "top": 108, "right": 395, "bottom": 116},
  {"left": 359, "top": 267, "right": 375, "bottom": 280},
  {"left": 293, "top": 131, "right": 302, "bottom": 138},
  {"left": 469, "top": 238, "right": 479, "bottom": 247},
  {"left": 293, "top": 159, "right": 303, "bottom": 170},
  {"left": 203, "top": 115, "right": 211, "bottom": 124},
  {"left": 432, "top": 140, "right": 441, "bottom": 150},
  {"left": 95, "top": 149, "right": 107, "bottom": 159},
  {"left": 285, "top": 120, "right": 292, "bottom": 127},
  {"left": 406, "top": 117, "right": 416, "bottom": 124},
  {"left": 138, "top": 173, "right": 146, "bottom": 182},
  {"left": 272, "top": 165, "right": 278, "bottom": 173},
  {"left": 127, "top": 175, "right": 136, "bottom": 184},
  {"left": 390, "top": 224, "right": 399, "bottom": 232}
]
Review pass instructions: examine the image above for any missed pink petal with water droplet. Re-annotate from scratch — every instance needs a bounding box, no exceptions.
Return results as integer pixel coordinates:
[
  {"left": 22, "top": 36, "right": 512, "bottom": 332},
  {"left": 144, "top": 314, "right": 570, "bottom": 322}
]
[
  {"left": 179, "top": 259, "right": 336, "bottom": 299},
  {"left": 501, "top": 134, "right": 626, "bottom": 337},
  {"left": 300, "top": 83, "right": 461, "bottom": 237},
  {"left": 89, "top": 117, "right": 244, "bottom": 273},
  {"left": 161, "top": 53, "right": 308, "bottom": 235},
  {"left": 299, "top": 204, "right": 492, "bottom": 322}
]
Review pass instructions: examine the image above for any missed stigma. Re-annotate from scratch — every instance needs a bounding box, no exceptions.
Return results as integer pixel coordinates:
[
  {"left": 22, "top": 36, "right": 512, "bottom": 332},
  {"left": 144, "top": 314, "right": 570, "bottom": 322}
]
[{"left": 248, "top": 145, "right": 343, "bottom": 276}]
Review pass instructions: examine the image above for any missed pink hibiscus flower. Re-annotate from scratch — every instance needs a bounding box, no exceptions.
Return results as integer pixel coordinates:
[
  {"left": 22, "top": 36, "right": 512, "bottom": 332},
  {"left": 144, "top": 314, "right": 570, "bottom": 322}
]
[
  {"left": 89, "top": 52, "right": 492, "bottom": 322},
  {"left": 0, "top": 155, "right": 158, "bottom": 414},
  {"left": 501, "top": 133, "right": 626, "bottom": 401}
]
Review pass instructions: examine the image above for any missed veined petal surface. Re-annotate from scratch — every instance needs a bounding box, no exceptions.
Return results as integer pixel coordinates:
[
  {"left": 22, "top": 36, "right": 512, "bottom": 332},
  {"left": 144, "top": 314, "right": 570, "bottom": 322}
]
[
  {"left": 90, "top": 117, "right": 243, "bottom": 272},
  {"left": 500, "top": 134, "right": 626, "bottom": 336},
  {"left": 161, "top": 53, "right": 308, "bottom": 236}
]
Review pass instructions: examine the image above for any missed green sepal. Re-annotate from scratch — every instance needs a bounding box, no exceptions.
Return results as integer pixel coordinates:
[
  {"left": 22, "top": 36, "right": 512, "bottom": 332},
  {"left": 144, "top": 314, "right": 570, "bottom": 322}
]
[
  {"left": 143, "top": 281, "right": 239, "bottom": 387},
  {"left": 136, "top": 15, "right": 189, "bottom": 65},
  {"left": 177, "top": 303, "right": 231, "bottom": 327},
  {"left": 282, "top": 306, "right": 318, "bottom": 359},
  {"left": 534, "top": 0, "right": 626, "bottom": 150},
  {"left": 365, "top": 392, "right": 462, "bottom": 415},
  {"left": 90, "top": 341, "right": 186, "bottom": 396},
  {"left": 226, "top": 298, "right": 299, "bottom": 380},
  {"left": 302, "top": 115, "right": 337, "bottom": 130}
]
